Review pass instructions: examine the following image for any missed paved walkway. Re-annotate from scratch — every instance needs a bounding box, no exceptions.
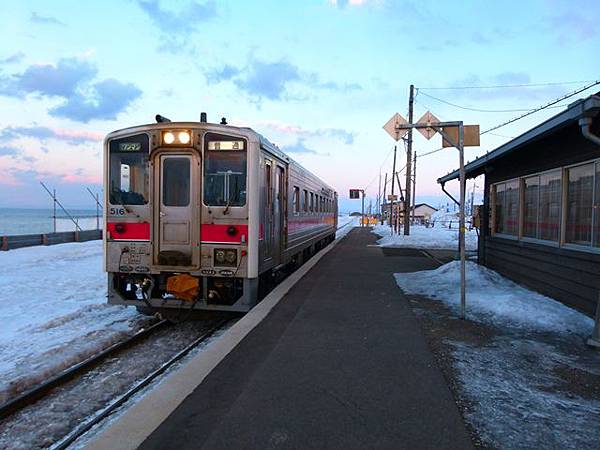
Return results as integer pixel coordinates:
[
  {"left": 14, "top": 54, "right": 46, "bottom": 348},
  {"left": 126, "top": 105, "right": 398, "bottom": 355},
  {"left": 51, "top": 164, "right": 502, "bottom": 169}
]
[{"left": 141, "top": 228, "right": 474, "bottom": 450}]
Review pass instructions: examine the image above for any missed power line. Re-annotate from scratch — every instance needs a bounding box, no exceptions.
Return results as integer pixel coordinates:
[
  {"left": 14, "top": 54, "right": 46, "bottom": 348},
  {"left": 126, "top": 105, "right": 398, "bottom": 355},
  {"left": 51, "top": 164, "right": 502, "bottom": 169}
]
[
  {"left": 418, "top": 79, "right": 597, "bottom": 90},
  {"left": 481, "top": 80, "right": 600, "bottom": 135},
  {"left": 417, "top": 90, "right": 565, "bottom": 113}
]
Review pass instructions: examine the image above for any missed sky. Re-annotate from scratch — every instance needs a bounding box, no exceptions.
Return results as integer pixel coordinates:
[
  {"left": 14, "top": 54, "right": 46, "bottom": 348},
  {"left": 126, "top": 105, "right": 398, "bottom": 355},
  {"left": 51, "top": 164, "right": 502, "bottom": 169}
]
[{"left": 0, "top": 0, "right": 599, "bottom": 212}]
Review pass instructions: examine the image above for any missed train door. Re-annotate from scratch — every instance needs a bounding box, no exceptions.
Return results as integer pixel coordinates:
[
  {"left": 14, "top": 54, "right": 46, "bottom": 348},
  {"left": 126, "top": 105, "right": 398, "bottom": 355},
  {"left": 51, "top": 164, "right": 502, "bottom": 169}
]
[
  {"left": 154, "top": 153, "right": 199, "bottom": 267},
  {"left": 272, "top": 165, "right": 287, "bottom": 265}
]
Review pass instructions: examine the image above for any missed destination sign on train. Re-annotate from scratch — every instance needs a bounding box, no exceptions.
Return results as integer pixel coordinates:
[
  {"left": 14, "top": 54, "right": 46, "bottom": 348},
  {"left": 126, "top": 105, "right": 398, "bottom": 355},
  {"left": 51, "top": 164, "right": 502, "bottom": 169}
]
[
  {"left": 119, "top": 142, "right": 142, "bottom": 152},
  {"left": 208, "top": 141, "right": 245, "bottom": 150}
]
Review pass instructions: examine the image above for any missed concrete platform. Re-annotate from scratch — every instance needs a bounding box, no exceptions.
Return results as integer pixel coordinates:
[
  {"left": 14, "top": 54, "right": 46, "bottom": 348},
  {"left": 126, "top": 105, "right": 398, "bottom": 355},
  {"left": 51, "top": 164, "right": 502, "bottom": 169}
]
[{"left": 94, "top": 228, "right": 474, "bottom": 449}]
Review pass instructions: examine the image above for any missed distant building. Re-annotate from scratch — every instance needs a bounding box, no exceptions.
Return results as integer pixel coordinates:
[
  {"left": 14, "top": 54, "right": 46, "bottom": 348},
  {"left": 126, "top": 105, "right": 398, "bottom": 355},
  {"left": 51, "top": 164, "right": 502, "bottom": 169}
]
[
  {"left": 438, "top": 91, "right": 600, "bottom": 316},
  {"left": 412, "top": 203, "right": 437, "bottom": 223}
]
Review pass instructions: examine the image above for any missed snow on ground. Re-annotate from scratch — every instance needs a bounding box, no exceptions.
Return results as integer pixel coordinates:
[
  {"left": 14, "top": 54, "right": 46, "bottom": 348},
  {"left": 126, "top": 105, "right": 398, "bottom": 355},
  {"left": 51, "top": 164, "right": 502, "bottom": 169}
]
[
  {"left": 372, "top": 223, "right": 478, "bottom": 251},
  {"left": 0, "top": 241, "right": 143, "bottom": 404},
  {"left": 395, "top": 260, "right": 593, "bottom": 334},
  {"left": 395, "top": 261, "right": 600, "bottom": 449},
  {"left": 336, "top": 215, "right": 358, "bottom": 239}
]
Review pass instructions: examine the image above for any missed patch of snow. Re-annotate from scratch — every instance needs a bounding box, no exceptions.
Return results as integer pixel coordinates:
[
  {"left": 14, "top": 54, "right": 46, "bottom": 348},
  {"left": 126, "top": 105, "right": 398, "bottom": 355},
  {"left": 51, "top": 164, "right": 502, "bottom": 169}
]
[
  {"left": 336, "top": 215, "right": 358, "bottom": 239},
  {"left": 372, "top": 223, "right": 478, "bottom": 251},
  {"left": 451, "top": 338, "right": 600, "bottom": 450},
  {"left": 394, "top": 260, "right": 593, "bottom": 335},
  {"left": 0, "top": 241, "right": 142, "bottom": 403}
]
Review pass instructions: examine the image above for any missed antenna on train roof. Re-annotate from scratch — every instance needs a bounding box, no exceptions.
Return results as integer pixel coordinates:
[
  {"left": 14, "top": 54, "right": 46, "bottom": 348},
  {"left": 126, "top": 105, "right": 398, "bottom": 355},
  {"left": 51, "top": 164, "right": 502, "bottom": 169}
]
[
  {"left": 155, "top": 114, "right": 171, "bottom": 123},
  {"left": 200, "top": 112, "right": 207, "bottom": 123},
  {"left": 220, "top": 117, "right": 227, "bottom": 125}
]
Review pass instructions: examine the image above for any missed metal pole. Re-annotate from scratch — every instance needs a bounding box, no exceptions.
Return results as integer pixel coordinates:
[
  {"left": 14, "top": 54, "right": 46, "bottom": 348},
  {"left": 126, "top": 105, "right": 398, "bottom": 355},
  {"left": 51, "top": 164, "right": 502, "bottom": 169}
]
[
  {"left": 587, "top": 291, "right": 600, "bottom": 348},
  {"left": 378, "top": 172, "right": 381, "bottom": 222},
  {"left": 361, "top": 190, "right": 365, "bottom": 228},
  {"left": 40, "top": 182, "right": 83, "bottom": 231},
  {"left": 405, "top": 84, "right": 414, "bottom": 236},
  {"left": 53, "top": 189, "right": 57, "bottom": 234},
  {"left": 382, "top": 173, "right": 388, "bottom": 225},
  {"left": 458, "top": 124, "right": 466, "bottom": 320},
  {"left": 390, "top": 145, "right": 397, "bottom": 232},
  {"left": 395, "top": 171, "right": 405, "bottom": 233},
  {"left": 411, "top": 152, "right": 417, "bottom": 224}
]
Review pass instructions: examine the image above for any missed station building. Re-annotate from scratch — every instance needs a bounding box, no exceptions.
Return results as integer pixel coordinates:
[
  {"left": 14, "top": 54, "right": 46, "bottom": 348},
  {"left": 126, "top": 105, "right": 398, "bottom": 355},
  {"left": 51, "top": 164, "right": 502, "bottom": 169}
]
[{"left": 438, "top": 92, "right": 600, "bottom": 316}]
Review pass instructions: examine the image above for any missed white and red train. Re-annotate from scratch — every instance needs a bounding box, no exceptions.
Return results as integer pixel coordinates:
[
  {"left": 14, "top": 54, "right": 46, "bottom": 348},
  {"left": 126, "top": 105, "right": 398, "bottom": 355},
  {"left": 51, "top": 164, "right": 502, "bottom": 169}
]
[{"left": 104, "top": 115, "right": 337, "bottom": 313}]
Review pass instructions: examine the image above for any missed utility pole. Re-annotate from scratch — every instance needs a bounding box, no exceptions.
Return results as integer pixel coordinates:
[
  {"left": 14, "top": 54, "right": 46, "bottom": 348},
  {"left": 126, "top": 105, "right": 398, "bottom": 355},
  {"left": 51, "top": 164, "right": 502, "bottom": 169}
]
[
  {"left": 404, "top": 84, "right": 414, "bottom": 235},
  {"left": 378, "top": 172, "right": 382, "bottom": 220},
  {"left": 382, "top": 173, "right": 388, "bottom": 225},
  {"left": 390, "top": 145, "right": 397, "bottom": 232},
  {"left": 411, "top": 151, "right": 417, "bottom": 224},
  {"left": 395, "top": 171, "right": 405, "bottom": 234}
]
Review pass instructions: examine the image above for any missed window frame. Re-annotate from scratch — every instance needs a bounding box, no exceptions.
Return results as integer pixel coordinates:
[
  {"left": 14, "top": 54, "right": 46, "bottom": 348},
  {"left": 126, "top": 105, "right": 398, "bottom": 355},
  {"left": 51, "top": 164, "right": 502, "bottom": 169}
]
[{"left": 490, "top": 157, "right": 600, "bottom": 254}]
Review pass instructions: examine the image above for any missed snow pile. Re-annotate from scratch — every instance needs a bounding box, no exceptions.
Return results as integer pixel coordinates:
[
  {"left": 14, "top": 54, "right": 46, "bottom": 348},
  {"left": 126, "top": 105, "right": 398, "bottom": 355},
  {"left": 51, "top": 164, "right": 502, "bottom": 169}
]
[
  {"left": 336, "top": 214, "right": 358, "bottom": 239},
  {"left": 372, "top": 223, "right": 478, "bottom": 251},
  {"left": 395, "top": 261, "right": 600, "bottom": 449},
  {"left": 0, "top": 241, "right": 142, "bottom": 403},
  {"left": 394, "top": 260, "right": 593, "bottom": 334},
  {"left": 452, "top": 339, "right": 600, "bottom": 449}
]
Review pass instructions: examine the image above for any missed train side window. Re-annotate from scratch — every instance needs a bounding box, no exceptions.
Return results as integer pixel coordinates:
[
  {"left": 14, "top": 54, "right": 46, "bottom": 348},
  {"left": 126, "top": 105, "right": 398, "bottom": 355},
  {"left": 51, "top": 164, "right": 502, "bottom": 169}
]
[
  {"left": 293, "top": 186, "right": 300, "bottom": 213},
  {"left": 303, "top": 189, "right": 308, "bottom": 212},
  {"left": 265, "top": 163, "right": 272, "bottom": 206}
]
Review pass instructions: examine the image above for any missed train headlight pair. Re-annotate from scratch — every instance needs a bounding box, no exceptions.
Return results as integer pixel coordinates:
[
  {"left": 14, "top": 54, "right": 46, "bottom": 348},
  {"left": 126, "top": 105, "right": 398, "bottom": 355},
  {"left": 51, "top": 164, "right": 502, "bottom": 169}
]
[
  {"left": 214, "top": 248, "right": 237, "bottom": 267},
  {"left": 162, "top": 130, "right": 191, "bottom": 145}
]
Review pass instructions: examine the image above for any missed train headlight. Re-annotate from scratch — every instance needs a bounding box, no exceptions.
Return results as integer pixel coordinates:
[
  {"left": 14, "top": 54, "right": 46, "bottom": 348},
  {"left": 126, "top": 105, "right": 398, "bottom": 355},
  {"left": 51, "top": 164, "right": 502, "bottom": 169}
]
[
  {"left": 162, "top": 130, "right": 192, "bottom": 146},
  {"left": 214, "top": 248, "right": 237, "bottom": 267},
  {"left": 178, "top": 131, "right": 191, "bottom": 144},
  {"left": 163, "top": 132, "right": 175, "bottom": 144}
]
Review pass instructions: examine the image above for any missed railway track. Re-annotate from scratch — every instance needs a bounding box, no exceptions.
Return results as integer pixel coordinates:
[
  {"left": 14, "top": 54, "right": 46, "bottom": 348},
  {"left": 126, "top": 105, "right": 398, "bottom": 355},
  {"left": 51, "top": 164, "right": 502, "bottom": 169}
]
[
  {"left": 0, "top": 318, "right": 231, "bottom": 450},
  {"left": 52, "top": 319, "right": 229, "bottom": 449},
  {"left": 0, "top": 319, "right": 169, "bottom": 422}
]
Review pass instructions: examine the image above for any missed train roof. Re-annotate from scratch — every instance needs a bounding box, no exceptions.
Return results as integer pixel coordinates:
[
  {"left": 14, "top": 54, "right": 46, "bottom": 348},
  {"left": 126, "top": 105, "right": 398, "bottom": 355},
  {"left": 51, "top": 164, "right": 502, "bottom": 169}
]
[{"left": 106, "top": 121, "right": 337, "bottom": 195}]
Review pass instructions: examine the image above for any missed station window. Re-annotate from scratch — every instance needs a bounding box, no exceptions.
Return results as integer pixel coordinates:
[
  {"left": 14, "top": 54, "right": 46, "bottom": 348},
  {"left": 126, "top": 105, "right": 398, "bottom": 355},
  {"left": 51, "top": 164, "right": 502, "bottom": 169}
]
[
  {"left": 310, "top": 192, "right": 314, "bottom": 212},
  {"left": 493, "top": 179, "right": 519, "bottom": 236},
  {"left": 566, "top": 163, "right": 594, "bottom": 245},
  {"left": 293, "top": 186, "right": 300, "bottom": 213},
  {"left": 522, "top": 171, "right": 562, "bottom": 242}
]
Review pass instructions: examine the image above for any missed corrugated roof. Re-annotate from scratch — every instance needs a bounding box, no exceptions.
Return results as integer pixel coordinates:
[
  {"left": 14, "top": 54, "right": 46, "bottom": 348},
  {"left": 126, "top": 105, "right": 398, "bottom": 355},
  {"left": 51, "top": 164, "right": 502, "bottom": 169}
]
[{"left": 437, "top": 93, "right": 600, "bottom": 184}]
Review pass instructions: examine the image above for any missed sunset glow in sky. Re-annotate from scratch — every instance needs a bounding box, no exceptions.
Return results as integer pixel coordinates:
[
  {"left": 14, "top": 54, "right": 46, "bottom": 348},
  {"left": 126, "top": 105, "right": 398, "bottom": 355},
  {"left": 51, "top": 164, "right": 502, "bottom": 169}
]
[{"left": 1, "top": 0, "right": 599, "bottom": 210}]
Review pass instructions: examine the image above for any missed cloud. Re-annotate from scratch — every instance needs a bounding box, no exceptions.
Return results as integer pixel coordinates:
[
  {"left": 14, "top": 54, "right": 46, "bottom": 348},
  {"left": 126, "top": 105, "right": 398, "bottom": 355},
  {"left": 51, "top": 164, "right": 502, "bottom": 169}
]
[
  {"left": 0, "top": 126, "right": 103, "bottom": 144},
  {"left": 0, "top": 57, "right": 96, "bottom": 98},
  {"left": 328, "top": 0, "right": 374, "bottom": 7},
  {"left": 208, "top": 57, "right": 362, "bottom": 102},
  {"left": 234, "top": 60, "right": 301, "bottom": 100},
  {"left": 137, "top": 0, "right": 217, "bottom": 34},
  {"left": 0, "top": 145, "right": 20, "bottom": 156},
  {"left": 30, "top": 12, "right": 66, "bottom": 26},
  {"left": 0, "top": 52, "right": 25, "bottom": 64},
  {"left": 136, "top": 0, "right": 216, "bottom": 51},
  {"left": 550, "top": 11, "right": 598, "bottom": 41},
  {"left": 50, "top": 78, "right": 142, "bottom": 122},
  {"left": 0, "top": 57, "right": 141, "bottom": 122},
  {"left": 256, "top": 120, "right": 356, "bottom": 145},
  {"left": 281, "top": 138, "right": 317, "bottom": 154}
]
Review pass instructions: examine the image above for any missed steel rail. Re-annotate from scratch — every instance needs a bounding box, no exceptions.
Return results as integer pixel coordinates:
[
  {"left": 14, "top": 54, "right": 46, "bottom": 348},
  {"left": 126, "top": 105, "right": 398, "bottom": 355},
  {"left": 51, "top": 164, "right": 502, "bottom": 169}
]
[
  {"left": 0, "top": 319, "right": 169, "bottom": 421},
  {"left": 52, "top": 319, "right": 231, "bottom": 450}
]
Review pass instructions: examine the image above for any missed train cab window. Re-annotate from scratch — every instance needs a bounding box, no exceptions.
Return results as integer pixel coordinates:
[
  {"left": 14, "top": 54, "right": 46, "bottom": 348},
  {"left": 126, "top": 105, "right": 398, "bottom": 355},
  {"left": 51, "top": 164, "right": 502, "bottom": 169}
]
[
  {"left": 109, "top": 134, "right": 149, "bottom": 205},
  {"left": 204, "top": 134, "right": 247, "bottom": 207},
  {"left": 293, "top": 186, "right": 300, "bottom": 213}
]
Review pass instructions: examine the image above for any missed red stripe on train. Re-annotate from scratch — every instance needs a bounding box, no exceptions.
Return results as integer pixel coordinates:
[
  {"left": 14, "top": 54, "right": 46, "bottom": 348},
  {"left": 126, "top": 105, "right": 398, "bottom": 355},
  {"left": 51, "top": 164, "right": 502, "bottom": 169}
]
[
  {"left": 107, "top": 222, "right": 150, "bottom": 240},
  {"left": 202, "top": 224, "right": 248, "bottom": 243}
]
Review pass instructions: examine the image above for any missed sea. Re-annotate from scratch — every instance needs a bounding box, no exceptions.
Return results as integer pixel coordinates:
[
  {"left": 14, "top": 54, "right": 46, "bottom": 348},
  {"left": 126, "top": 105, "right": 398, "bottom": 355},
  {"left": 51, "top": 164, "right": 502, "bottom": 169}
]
[{"left": 0, "top": 208, "right": 103, "bottom": 236}]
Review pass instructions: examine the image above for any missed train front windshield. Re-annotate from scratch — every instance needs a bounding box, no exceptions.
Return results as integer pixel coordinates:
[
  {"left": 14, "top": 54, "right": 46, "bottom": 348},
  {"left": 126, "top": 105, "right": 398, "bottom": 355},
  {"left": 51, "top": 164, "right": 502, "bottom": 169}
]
[
  {"left": 203, "top": 136, "right": 247, "bottom": 207},
  {"left": 108, "top": 135, "right": 150, "bottom": 205}
]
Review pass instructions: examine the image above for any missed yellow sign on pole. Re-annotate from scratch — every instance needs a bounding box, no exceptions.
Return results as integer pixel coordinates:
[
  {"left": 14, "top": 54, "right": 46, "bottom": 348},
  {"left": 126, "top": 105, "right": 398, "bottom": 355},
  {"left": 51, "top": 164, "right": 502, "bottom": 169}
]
[{"left": 442, "top": 125, "right": 481, "bottom": 147}]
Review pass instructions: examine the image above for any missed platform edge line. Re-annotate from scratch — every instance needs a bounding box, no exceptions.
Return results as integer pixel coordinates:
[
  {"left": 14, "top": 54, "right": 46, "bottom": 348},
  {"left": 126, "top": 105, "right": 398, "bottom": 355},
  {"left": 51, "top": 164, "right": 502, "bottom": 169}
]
[{"left": 85, "top": 229, "right": 351, "bottom": 450}]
